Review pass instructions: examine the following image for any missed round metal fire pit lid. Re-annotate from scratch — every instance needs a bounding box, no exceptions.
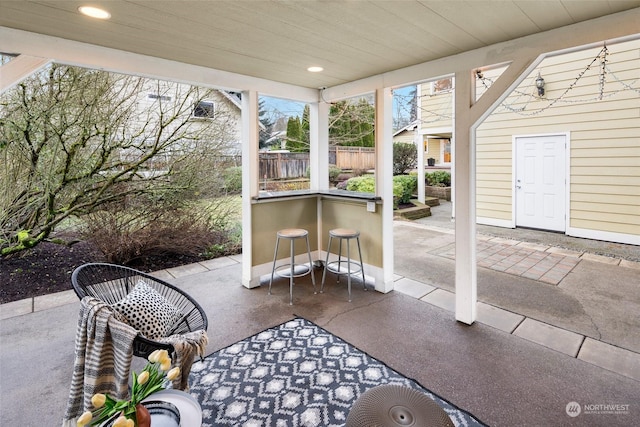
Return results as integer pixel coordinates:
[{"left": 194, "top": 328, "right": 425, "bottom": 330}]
[{"left": 346, "top": 384, "right": 454, "bottom": 427}]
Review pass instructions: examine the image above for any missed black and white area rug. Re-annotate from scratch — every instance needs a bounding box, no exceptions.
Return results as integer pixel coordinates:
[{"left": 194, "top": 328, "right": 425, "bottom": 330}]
[{"left": 189, "top": 318, "right": 486, "bottom": 427}]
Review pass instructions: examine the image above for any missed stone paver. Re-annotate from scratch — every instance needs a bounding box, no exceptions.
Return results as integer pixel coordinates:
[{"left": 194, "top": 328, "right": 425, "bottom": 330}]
[
  {"left": 580, "top": 253, "right": 621, "bottom": 265},
  {"left": 165, "top": 262, "right": 209, "bottom": 278},
  {"left": 199, "top": 257, "right": 239, "bottom": 270},
  {"left": 578, "top": 338, "right": 640, "bottom": 382},
  {"left": 517, "top": 241, "right": 550, "bottom": 252},
  {"left": 420, "top": 288, "right": 455, "bottom": 312},
  {"left": 476, "top": 302, "right": 525, "bottom": 333},
  {"left": 513, "top": 318, "right": 584, "bottom": 357},
  {"left": 0, "top": 298, "right": 32, "bottom": 320},
  {"left": 546, "top": 247, "right": 583, "bottom": 258},
  {"left": 149, "top": 269, "right": 175, "bottom": 281},
  {"left": 620, "top": 259, "right": 640, "bottom": 270},
  {"left": 394, "top": 278, "right": 436, "bottom": 299},
  {"left": 34, "top": 289, "right": 77, "bottom": 311}
]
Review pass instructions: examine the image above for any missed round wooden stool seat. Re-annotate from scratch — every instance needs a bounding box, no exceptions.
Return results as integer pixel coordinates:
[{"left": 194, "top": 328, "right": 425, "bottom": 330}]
[
  {"left": 329, "top": 228, "right": 360, "bottom": 239},
  {"left": 277, "top": 228, "right": 309, "bottom": 239}
]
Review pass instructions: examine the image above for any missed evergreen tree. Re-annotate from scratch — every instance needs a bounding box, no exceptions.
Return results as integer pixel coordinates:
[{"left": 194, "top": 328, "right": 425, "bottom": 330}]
[
  {"left": 258, "top": 98, "right": 274, "bottom": 149},
  {"left": 285, "top": 116, "right": 306, "bottom": 152}
]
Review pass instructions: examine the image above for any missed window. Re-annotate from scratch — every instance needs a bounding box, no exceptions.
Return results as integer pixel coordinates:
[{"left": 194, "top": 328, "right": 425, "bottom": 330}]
[
  {"left": 193, "top": 101, "right": 215, "bottom": 118},
  {"left": 430, "top": 78, "right": 452, "bottom": 95}
]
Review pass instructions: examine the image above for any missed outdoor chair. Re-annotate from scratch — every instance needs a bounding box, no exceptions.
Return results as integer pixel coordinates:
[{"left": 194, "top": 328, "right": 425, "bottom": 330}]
[{"left": 71, "top": 262, "right": 208, "bottom": 359}]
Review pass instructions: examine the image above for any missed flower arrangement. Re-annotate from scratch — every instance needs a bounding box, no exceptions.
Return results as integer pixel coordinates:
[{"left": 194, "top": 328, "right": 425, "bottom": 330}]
[{"left": 77, "top": 349, "right": 180, "bottom": 427}]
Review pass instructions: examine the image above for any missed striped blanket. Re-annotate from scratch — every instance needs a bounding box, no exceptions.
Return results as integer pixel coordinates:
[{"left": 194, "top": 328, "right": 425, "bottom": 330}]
[
  {"left": 61, "top": 297, "right": 209, "bottom": 426},
  {"left": 62, "top": 297, "right": 138, "bottom": 426}
]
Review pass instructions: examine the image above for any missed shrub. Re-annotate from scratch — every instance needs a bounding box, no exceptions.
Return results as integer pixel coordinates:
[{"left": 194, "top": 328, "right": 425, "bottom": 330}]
[
  {"left": 393, "top": 142, "right": 417, "bottom": 175},
  {"left": 344, "top": 174, "right": 416, "bottom": 209},
  {"left": 393, "top": 175, "right": 417, "bottom": 205},
  {"left": 80, "top": 195, "right": 241, "bottom": 265},
  {"left": 426, "top": 170, "right": 451, "bottom": 187},
  {"left": 222, "top": 166, "right": 243, "bottom": 193},
  {"left": 345, "top": 175, "right": 375, "bottom": 193},
  {"left": 305, "top": 165, "right": 342, "bottom": 183},
  {"left": 329, "top": 165, "right": 342, "bottom": 182}
]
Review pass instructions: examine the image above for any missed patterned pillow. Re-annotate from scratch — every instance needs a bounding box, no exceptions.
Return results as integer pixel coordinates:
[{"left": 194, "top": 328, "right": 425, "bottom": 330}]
[{"left": 112, "top": 280, "right": 184, "bottom": 339}]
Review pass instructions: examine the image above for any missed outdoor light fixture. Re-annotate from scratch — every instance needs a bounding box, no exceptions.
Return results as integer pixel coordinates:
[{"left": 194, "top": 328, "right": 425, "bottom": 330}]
[
  {"left": 535, "top": 73, "right": 545, "bottom": 97},
  {"left": 78, "top": 6, "right": 111, "bottom": 19}
]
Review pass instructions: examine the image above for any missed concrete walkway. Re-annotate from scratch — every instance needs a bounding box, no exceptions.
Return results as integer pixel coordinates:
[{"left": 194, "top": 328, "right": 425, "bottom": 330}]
[{"left": 1, "top": 215, "right": 639, "bottom": 426}]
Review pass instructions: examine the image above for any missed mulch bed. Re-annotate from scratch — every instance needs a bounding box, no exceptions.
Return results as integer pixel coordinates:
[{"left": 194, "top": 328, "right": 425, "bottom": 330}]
[{"left": 0, "top": 238, "right": 203, "bottom": 304}]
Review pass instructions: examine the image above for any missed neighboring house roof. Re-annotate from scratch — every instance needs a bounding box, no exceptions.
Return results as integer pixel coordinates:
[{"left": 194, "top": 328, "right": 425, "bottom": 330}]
[{"left": 393, "top": 121, "right": 419, "bottom": 137}]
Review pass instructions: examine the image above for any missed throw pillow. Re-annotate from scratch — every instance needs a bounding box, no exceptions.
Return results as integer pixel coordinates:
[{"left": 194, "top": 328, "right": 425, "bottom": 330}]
[{"left": 112, "top": 280, "right": 184, "bottom": 339}]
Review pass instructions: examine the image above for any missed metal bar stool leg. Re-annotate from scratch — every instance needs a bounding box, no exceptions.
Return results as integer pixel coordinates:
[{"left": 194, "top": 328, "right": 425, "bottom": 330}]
[
  {"left": 289, "top": 237, "right": 295, "bottom": 305},
  {"left": 306, "top": 234, "right": 317, "bottom": 293},
  {"left": 356, "top": 235, "right": 367, "bottom": 290},
  {"left": 321, "top": 235, "right": 332, "bottom": 293},
  {"left": 269, "top": 236, "right": 281, "bottom": 295},
  {"left": 346, "top": 238, "right": 352, "bottom": 302},
  {"left": 336, "top": 237, "right": 343, "bottom": 285}
]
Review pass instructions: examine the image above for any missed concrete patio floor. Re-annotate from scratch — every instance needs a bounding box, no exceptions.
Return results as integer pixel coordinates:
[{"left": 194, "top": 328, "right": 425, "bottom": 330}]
[{"left": 1, "top": 216, "right": 639, "bottom": 426}]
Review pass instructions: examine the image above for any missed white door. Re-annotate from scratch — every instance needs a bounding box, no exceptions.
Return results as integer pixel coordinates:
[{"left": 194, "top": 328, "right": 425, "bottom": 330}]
[{"left": 515, "top": 135, "right": 566, "bottom": 232}]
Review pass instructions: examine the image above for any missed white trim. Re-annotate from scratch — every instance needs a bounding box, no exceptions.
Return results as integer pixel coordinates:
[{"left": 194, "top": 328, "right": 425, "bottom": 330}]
[
  {"left": 566, "top": 227, "right": 640, "bottom": 246},
  {"left": 477, "top": 216, "right": 514, "bottom": 228},
  {"left": 0, "top": 26, "right": 318, "bottom": 103},
  {"left": 419, "top": 126, "right": 451, "bottom": 136},
  {"left": 0, "top": 54, "right": 50, "bottom": 93}
]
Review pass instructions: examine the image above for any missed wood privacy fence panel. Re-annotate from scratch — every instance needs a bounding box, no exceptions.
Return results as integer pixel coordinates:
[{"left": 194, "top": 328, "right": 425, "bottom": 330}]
[
  {"left": 332, "top": 146, "right": 375, "bottom": 170},
  {"left": 259, "top": 152, "right": 310, "bottom": 179},
  {"left": 259, "top": 147, "right": 375, "bottom": 179}
]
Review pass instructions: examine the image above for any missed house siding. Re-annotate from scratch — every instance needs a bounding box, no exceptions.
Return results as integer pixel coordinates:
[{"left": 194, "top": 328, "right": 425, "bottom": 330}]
[
  {"left": 417, "top": 39, "right": 639, "bottom": 244},
  {"left": 474, "top": 39, "right": 640, "bottom": 241}
]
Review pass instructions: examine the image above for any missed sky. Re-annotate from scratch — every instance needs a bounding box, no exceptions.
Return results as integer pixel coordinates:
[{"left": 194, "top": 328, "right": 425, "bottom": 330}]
[{"left": 261, "top": 85, "right": 416, "bottom": 127}]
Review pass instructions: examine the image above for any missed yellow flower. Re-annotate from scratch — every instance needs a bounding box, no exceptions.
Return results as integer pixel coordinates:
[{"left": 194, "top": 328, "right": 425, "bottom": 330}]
[
  {"left": 166, "top": 367, "right": 180, "bottom": 381},
  {"left": 148, "top": 349, "right": 162, "bottom": 363},
  {"left": 160, "top": 358, "right": 171, "bottom": 371},
  {"left": 112, "top": 415, "right": 134, "bottom": 427},
  {"left": 138, "top": 370, "right": 150, "bottom": 385},
  {"left": 76, "top": 411, "right": 92, "bottom": 426},
  {"left": 91, "top": 393, "right": 106, "bottom": 408},
  {"left": 158, "top": 349, "right": 170, "bottom": 361}
]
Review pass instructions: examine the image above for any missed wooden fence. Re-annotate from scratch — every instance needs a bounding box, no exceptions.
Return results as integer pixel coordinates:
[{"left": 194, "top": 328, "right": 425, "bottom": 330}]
[
  {"left": 330, "top": 146, "right": 375, "bottom": 171},
  {"left": 259, "top": 147, "right": 376, "bottom": 180},
  {"left": 259, "top": 152, "right": 310, "bottom": 180}
]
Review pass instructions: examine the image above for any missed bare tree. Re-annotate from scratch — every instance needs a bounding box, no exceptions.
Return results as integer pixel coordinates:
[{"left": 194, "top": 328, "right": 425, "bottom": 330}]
[{"left": 0, "top": 64, "right": 237, "bottom": 255}]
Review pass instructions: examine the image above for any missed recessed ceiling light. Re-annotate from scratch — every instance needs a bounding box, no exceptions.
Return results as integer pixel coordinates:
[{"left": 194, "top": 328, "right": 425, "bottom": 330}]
[
  {"left": 78, "top": 6, "right": 111, "bottom": 20},
  {"left": 307, "top": 66, "right": 324, "bottom": 73}
]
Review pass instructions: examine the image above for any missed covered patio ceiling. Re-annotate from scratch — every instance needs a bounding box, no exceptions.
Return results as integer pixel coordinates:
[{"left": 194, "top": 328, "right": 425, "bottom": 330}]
[{"left": 1, "top": 0, "right": 639, "bottom": 90}]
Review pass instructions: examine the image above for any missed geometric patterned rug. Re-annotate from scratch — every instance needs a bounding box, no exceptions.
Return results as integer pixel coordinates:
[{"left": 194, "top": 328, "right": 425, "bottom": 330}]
[{"left": 189, "top": 318, "right": 486, "bottom": 426}]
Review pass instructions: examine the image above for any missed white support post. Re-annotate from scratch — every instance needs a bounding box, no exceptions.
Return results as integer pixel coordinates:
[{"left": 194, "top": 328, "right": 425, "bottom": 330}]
[
  {"left": 241, "top": 90, "right": 260, "bottom": 288},
  {"left": 311, "top": 101, "right": 330, "bottom": 255},
  {"left": 310, "top": 101, "right": 330, "bottom": 192},
  {"left": 376, "top": 88, "right": 395, "bottom": 293},
  {"left": 416, "top": 133, "right": 425, "bottom": 204},
  {"left": 453, "top": 70, "right": 477, "bottom": 324},
  {"left": 416, "top": 84, "right": 425, "bottom": 204}
]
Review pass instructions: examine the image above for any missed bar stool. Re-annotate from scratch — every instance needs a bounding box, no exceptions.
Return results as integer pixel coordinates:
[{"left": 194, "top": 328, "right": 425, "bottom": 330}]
[
  {"left": 269, "top": 228, "right": 317, "bottom": 305},
  {"left": 321, "top": 228, "right": 366, "bottom": 302}
]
